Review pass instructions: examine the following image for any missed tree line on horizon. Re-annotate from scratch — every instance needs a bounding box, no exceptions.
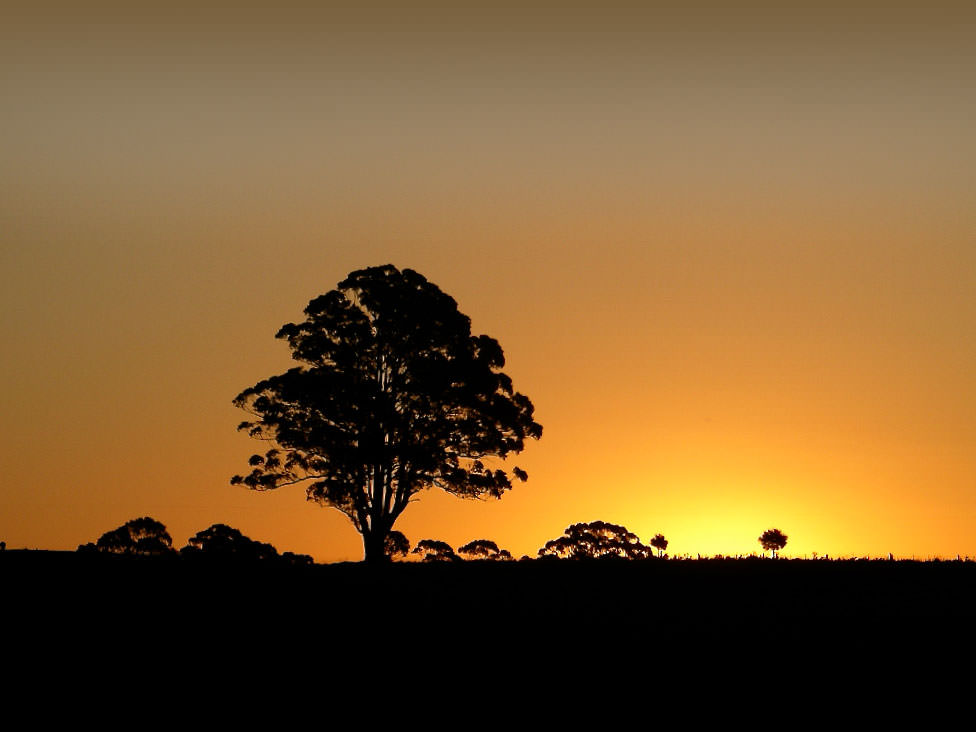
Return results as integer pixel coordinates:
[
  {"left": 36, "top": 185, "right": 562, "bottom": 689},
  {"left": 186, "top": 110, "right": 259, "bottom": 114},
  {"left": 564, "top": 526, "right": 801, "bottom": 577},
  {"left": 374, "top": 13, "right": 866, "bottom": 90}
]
[
  {"left": 391, "top": 521, "right": 787, "bottom": 561},
  {"left": 77, "top": 517, "right": 314, "bottom": 565},
  {"left": 76, "top": 516, "right": 790, "bottom": 563}
]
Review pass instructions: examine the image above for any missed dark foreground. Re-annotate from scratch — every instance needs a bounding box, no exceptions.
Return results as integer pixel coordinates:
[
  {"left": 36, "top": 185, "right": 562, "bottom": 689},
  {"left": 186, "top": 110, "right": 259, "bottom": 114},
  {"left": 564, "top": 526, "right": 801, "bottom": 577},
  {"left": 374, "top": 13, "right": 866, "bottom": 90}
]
[
  {"left": 6, "top": 552, "right": 975, "bottom": 633},
  {"left": 4, "top": 551, "right": 974, "bottom": 696}
]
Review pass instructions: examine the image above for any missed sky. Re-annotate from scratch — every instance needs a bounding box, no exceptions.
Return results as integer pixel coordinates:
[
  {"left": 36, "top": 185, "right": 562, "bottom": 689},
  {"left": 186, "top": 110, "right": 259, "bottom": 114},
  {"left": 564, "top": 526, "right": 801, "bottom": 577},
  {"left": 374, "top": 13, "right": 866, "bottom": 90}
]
[{"left": 2, "top": 1, "right": 974, "bottom": 561}]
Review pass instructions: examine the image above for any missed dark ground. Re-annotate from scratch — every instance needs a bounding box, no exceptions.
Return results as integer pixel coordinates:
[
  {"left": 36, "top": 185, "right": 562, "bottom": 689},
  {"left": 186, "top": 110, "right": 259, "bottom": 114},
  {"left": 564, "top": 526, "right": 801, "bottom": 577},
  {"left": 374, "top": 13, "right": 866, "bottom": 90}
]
[
  {"left": 5, "top": 551, "right": 974, "bottom": 634},
  {"left": 3, "top": 550, "right": 974, "bottom": 701}
]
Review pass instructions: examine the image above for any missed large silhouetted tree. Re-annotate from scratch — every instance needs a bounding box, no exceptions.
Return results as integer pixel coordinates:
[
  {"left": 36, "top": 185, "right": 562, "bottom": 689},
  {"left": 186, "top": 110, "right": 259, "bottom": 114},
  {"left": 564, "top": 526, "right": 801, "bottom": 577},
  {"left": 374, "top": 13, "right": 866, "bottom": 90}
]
[
  {"left": 538, "top": 521, "right": 651, "bottom": 560},
  {"left": 759, "top": 528, "right": 788, "bottom": 558},
  {"left": 232, "top": 265, "right": 542, "bottom": 563}
]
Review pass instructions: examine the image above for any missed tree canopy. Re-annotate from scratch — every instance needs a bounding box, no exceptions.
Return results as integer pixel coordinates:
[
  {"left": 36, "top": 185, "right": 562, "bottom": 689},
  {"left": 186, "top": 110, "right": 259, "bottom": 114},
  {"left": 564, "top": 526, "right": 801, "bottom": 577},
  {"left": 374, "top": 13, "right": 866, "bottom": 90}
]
[
  {"left": 80, "top": 517, "right": 174, "bottom": 556},
  {"left": 650, "top": 533, "right": 669, "bottom": 557},
  {"left": 538, "top": 521, "right": 652, "bottom": 560},
  {"left": 412, "top": 539, "right": 458, "bottom": 562},
  {"left": 232, "top": 265, "right": 542, "bottom": 563},
  {"left": 181, "top": 523, "right": 278, "bottom": 560},
  {"left": 457, "top": 539, "right": 513, "bottom": 561},
  {"left": 384, "top": 530, "right": 411, "bottom": 560},
  {"left": 759, "top": 528, "right": 788, "bottom": 558},
  {"left": 180, "top": 523, "right": 313, "bottom": 565}
]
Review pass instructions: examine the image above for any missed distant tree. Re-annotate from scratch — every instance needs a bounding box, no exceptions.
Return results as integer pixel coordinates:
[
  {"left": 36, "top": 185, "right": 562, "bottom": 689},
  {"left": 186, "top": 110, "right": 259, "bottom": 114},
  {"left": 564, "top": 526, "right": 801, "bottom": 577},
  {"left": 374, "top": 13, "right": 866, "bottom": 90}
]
[
  {"left": 384, "top": 530, "right": 411, "bottom": 560},
  {"left": 759, "top": 528, "right": 788, "bottom": 558},
  {"left": 457, "top": 539, "right": 513, "bottom": 561},
  {"left": 181, "top": 524, "right": 279, "bottom": 561},
  {"left": 411, "top": 539, "right": 458, "bottom": 562},
  {"left": 231, "top": 265, "right": 542, "bottom": 564},
  {"left": 538, "top": 521, "right": 651, "bottom": 560},
  {"left": 85, "top": 517, "right": 174, "bottom": 556},
  {"left": 650, "top": 533, "right": 669, "bottom": 558}
]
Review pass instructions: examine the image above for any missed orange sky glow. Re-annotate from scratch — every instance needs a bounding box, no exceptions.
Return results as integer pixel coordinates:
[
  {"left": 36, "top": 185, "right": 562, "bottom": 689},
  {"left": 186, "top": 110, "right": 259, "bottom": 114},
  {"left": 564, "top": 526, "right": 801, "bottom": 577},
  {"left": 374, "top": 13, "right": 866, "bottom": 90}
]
[{"left": 2, "top": 2, "right": 974, "bottom": 561}]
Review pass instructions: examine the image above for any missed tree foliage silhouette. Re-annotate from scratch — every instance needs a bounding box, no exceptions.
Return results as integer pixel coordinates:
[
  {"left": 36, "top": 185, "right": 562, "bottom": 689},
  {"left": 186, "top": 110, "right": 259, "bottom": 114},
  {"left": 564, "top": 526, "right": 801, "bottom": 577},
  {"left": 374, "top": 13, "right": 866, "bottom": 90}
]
[
  {"left": 412, "top": 539, "right": 458, "bottom": 562},
  {"left": 181, "top": 524, "right": 280, "bottom": 561},
  {"left": 384, "top": 530, "right": 411, "bottom": 560},
  {"left": 759, "top": 528, "right": 788, "bottom": 558},
  {"left": 538, "top": 521, "right": 651, "bottom": 560},
  {"left": 232, "top": 265, "right": 542, "bottom": 563},
  {"left": 82, "top": 517, "right": 174, "bottom": 556},
  {"left": 650, "top": 533, "right": 668, "bottom": 557},
  {"left": 457, "top": 539, "right": 513, "bottom": 561}
]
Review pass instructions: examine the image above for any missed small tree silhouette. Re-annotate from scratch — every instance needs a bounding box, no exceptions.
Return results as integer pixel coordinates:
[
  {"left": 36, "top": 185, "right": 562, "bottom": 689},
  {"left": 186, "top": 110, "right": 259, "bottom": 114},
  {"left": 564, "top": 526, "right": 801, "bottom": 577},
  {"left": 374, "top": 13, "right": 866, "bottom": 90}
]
[
  {"left": 650, "top": 533, "right": 669, "bottom": 557},
  {"left": 457, "top": 539, "right": 513, "bottom": 561},
  {"left": 759, "top": 528, "right": 788, "bottom": 558},
  {"left": 83, "top": 517, "right": 174, "bottom": 556},
  {"left": 538, "top": 521, "right": 651, "bottom": 560},
  {"left": 384, "top": 530, "right": 411, "bottom": 560},
  {"left": 411, "top": 539, "right": 458, "bottom": 562},
  {"left": 181, "top": 523, "right": 279, "bottom": 561}
]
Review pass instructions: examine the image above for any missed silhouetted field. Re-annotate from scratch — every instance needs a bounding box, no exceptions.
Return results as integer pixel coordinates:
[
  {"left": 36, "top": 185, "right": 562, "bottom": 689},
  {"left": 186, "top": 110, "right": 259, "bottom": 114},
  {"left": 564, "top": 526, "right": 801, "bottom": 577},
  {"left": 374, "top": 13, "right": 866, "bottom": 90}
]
[
  {"left": 4, "top": 549, "right": 974, "bottom": 701},
  {"left": 5, "top": 551, "right": 974, "bottom": 638},
  {"left": 6, "top": 550, "right": 970, "bottom": 717}
]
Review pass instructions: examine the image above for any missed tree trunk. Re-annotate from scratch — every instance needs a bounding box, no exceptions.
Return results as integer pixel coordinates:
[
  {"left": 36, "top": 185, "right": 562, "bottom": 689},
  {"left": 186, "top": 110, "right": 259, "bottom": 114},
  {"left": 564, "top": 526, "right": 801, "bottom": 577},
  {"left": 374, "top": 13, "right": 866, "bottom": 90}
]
[{"left": 362, "top": 529, "right": 390, "bottom": 564}]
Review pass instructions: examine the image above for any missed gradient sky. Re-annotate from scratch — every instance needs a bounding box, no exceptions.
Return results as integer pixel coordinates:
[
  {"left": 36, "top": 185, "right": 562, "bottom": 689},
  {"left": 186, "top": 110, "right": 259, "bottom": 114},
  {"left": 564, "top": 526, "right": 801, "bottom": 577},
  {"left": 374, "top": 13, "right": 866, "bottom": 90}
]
[{"left": 2, "top": 2, "right": 974, "bottom": 561}]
